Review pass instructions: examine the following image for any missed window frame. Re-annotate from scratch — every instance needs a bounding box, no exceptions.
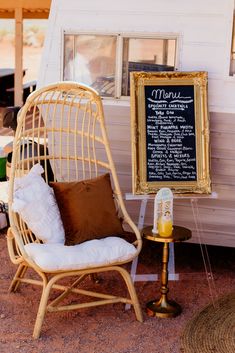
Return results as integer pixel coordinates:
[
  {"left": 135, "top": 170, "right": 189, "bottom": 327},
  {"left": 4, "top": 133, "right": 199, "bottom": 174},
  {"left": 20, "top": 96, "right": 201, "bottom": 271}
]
[
  {"left": 230, "top": 11, "right": 235, "bottom": 76},
  {"left": 62, "top": 30, "right": 180, "bottom": 100}
]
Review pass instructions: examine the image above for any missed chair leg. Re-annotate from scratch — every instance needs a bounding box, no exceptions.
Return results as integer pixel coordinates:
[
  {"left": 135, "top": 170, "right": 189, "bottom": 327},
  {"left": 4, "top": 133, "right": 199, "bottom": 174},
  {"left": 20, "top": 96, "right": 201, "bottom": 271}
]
[
  {"left": 117, "top": 267, "right": 143, "bottom": 322},
  {"left": 9, "top": 264, "right": 28, "bottom": 292},
  {"left": 33, "top": 282, "right": 51, "bottom": 339}
]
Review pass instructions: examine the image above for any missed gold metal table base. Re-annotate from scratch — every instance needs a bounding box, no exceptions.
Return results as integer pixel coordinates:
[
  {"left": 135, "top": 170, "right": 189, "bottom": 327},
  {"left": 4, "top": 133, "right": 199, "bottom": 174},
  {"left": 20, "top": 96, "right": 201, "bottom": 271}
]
[
  {"left": 146, "top": 298, "right": 182, "bottom": 318},
  {"left": 142, "top": 226, "right": 192, "bottom": 319}
]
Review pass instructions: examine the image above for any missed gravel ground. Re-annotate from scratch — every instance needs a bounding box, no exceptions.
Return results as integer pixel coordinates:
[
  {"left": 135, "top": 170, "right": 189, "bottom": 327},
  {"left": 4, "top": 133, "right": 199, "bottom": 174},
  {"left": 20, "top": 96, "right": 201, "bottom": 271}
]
[{"left": 0, "top": 228, "right": 234, "bottom": 353}]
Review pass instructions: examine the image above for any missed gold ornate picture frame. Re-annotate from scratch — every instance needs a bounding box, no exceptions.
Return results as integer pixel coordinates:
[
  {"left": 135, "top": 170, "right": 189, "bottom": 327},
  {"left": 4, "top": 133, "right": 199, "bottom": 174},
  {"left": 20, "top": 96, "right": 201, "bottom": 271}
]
[{"left": 130, "top": 71, "right": 211, "bottom": 194}]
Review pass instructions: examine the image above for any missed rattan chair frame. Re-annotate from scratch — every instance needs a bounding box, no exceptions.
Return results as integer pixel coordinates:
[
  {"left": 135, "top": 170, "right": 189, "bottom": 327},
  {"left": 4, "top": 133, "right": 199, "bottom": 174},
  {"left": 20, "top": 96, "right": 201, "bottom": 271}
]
[{"left": 7, "top": 82, "right": 143, "bottom": 338}]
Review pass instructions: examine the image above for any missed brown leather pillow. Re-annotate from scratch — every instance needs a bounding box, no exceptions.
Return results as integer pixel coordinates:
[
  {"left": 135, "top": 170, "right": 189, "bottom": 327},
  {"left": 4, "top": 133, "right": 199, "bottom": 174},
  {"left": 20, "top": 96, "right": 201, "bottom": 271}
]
[{"left": 50, "top": 174, "right": 123, "bottom": 245}]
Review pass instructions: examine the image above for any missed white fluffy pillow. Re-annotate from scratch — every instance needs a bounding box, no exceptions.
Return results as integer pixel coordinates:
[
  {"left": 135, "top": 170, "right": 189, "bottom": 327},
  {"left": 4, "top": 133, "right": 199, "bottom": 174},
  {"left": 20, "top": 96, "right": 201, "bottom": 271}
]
[{"left": 12, "top": 163, "right": 65, "bottom": 244}]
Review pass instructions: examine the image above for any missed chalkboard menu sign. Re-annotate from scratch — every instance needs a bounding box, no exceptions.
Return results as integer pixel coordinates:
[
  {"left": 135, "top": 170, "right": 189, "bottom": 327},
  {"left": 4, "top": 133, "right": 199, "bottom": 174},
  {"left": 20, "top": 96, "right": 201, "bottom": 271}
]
[{"left": 130, "top": 72, "right": 211, "bottom": 194}]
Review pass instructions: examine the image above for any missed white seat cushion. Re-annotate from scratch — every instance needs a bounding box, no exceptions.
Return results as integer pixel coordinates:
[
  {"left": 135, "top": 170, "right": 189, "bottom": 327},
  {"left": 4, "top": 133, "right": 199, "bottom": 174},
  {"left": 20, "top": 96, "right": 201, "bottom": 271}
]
[{"left": 24, "top": 237, "right": 137, "bottom": 272}]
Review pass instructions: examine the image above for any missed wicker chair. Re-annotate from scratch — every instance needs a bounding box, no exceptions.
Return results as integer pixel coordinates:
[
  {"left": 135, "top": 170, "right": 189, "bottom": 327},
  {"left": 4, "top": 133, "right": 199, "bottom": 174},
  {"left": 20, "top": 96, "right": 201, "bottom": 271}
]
[{"left": 7, "top": 82, "right": 143, "bottom": 338}]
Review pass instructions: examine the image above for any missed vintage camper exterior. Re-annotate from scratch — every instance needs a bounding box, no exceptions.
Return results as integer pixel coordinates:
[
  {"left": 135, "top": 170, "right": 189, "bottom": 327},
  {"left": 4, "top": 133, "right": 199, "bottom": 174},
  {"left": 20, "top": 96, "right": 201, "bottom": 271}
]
[{"left": 38, "top": 0, "right": 235, "bottom": 247}]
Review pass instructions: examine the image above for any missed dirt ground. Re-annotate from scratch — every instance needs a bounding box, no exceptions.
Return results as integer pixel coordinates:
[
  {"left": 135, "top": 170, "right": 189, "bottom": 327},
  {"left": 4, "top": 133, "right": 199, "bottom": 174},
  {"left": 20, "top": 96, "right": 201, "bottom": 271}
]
[{"left": 0, "top": 226, "right": 234, "bottom": 353}]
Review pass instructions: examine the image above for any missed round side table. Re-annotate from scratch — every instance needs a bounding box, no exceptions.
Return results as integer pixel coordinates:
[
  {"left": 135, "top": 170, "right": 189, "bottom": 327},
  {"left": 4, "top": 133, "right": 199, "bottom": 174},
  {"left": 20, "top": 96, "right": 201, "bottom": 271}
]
[{"left": 141, "top": 225, "right": 192, "bottom": 318}]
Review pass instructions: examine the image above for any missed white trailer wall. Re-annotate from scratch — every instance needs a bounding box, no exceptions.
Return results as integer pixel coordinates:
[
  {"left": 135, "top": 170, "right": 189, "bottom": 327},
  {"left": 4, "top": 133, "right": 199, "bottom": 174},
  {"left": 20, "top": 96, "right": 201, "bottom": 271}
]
[{"left": 38, "top": 0, "right": 235, "bottom": 247}]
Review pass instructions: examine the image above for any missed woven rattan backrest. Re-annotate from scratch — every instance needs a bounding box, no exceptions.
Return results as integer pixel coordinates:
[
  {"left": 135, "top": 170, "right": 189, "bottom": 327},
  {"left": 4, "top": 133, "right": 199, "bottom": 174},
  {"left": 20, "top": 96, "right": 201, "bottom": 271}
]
[
  {"left": 12, "top": 82, "right": 114, "bottom": 182},
  {"left": 8, "top": 82, "right": 127, "bottom": 246}
]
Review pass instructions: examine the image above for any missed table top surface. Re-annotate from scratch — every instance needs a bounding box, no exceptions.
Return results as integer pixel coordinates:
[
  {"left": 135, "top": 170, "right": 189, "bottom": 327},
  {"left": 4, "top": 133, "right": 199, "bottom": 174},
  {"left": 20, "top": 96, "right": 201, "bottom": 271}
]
[
  {"left": 141, "top": 225, "right": 192, "bottom": 243},
  {"left": 0, "top": 68, "right": 26, "bottom": 78},
  {"left": 0, "top": 68, "right": 14, "bottom": 77}
]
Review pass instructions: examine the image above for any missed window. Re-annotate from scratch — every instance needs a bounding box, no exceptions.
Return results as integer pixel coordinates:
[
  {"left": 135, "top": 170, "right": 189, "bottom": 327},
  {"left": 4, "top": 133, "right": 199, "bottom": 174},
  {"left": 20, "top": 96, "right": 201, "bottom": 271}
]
[
  {"left": 122, "top": 37, "right": 176, "bottom": 96},
  {"left": 63, "top": 33, "right": 177, "bottom": 98},
  {"left": 64, "top": 34, "right": 117, "bottom": 97}
]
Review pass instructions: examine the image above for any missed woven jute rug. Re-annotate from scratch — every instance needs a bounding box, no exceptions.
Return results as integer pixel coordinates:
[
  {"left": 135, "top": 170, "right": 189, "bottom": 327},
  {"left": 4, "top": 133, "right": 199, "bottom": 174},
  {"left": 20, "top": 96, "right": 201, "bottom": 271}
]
[{"left": 181, "top": 292, "right": 235, "bottom": 353}]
